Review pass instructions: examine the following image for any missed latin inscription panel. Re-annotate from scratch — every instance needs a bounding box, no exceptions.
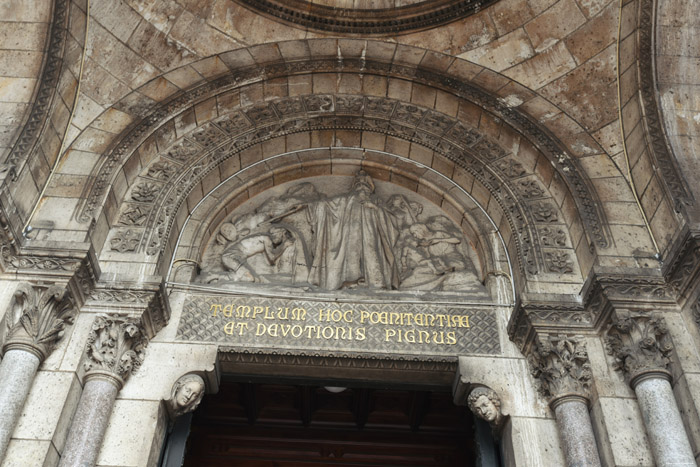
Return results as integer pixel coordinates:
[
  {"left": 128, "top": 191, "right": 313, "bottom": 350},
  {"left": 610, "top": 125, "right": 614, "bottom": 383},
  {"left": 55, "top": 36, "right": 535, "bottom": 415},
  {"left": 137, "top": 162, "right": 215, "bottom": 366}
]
[{"left": 176, "top": 294, "right": 501, "bottom": 358}]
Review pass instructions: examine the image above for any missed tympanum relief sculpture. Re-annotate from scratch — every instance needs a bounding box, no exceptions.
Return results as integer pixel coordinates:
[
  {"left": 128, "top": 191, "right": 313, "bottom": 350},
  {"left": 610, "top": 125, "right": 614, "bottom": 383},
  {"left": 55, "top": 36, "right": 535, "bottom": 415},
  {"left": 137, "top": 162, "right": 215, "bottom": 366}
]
[{"left": 197, "top": 172, "right": 488, "bottom": 298}]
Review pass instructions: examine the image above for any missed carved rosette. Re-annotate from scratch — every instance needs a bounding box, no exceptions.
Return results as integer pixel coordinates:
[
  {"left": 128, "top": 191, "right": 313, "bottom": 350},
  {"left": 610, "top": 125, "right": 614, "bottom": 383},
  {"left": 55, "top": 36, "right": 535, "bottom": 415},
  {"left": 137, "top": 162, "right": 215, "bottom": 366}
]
[
  {"left": 529, "top": 334, "right": 593, "bottom": 405},
  {"left": 604, "top": 310, "right": 673, "bottom": 386},
  {"left": 84, "top": 315, "right": 148, "bottom": 388},
  {"left": 2, "top": 283, "right": 76, "bottom": 361}
]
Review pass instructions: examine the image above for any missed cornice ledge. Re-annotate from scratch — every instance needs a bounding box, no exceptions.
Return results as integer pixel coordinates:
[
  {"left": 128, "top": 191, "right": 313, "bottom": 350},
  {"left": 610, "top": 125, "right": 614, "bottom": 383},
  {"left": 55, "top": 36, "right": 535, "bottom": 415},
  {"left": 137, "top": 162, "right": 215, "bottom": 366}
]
[
  {"left": 86, "top": 280, "right": 170, "bottom": 339},
  {"left": 0, "top": 239, "right": 98, "bottom": 308},
  {"left": 507, "top": 293, "right": 588, "bottom": 352},
  {"left": 663, "top": 227, "right": 700, "bottom": 302}
]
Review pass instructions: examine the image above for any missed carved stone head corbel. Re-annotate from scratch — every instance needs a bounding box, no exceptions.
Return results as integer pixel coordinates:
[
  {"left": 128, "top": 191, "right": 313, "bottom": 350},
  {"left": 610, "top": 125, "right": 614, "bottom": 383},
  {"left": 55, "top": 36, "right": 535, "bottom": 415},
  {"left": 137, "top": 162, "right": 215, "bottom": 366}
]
[
  {"left": 166, "top": 373, "right": 206, "bottom": 419},
  {"left": 466, "top": 386, "right": 507, "bottom": 434}
]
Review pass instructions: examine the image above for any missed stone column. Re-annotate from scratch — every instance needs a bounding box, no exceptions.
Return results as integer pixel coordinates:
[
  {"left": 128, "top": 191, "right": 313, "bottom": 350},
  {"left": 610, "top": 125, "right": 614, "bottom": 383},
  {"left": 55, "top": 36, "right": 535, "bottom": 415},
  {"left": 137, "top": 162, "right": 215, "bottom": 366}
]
[
  {"left": 529, "top": 334, "right": 602, "bottom": 467},
  {"left": 59, "top": 315, "right": 147, "bottom": 467},
  {"left": 0, "top": 283, "right": 75, "bottom": 462},
  {"left": 606, "top": 310, "right": 695, "bottom": 466}
]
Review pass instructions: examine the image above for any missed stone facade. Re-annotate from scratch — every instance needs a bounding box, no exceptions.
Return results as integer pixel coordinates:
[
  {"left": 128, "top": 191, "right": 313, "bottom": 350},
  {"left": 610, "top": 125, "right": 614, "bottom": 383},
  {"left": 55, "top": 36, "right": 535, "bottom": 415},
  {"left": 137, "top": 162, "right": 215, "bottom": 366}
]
[{"left": 0, "top": 0, "right": 699, "bottom": 465}]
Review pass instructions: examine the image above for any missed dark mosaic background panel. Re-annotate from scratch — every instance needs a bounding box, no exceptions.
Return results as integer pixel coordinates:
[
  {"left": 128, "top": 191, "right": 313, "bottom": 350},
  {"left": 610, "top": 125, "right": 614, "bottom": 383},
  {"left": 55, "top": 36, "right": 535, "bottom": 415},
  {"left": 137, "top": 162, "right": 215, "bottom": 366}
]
[{"left": 177, "top": 294, "right": 501, "bottom": 358}]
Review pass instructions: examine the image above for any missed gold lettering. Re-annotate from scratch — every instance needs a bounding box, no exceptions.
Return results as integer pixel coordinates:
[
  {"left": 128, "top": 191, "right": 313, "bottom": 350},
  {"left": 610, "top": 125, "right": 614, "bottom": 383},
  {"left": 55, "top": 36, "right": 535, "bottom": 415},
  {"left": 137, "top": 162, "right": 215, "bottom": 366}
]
[
  {"left": 277, "top": 307, "right": 289, "bottom": 320},
  {"left": 267, "top": 324, "right": 278, "bottom": 337},
  {"left": 291, "top": 325, "right": 303, "bottom": 338},
  {"left": 318, "top": 309, "right": 330, "bottom": 322},
  {"left": 446, "top": 332, "right": 457, "bottom": 345},
  {"left": 418, "top": 330, "right": 430, "bottom": 344},
  {"left": 264, "top": 306, "right": 275, "bottom": 319},
  {"left": 255, "top": 323, "right": 266, "bottom": 336},
  {"left": 236, "top": 305, "right": 250, "bottom": 318},
  {"left": 359, "top": 310, "right": 369, "bottom": 324},
  {"left": 343, "top": 310, "right": 353, "bottom": 323},
  {"left": 236, "top": 322, "right": 249, "bottom": 335},
  {"left": 253, "top": 306, "right": 265, "bottom": 319},
  {"left": 222, "top": 304, "right": 234, "bottom": 318},
  {"left": 404, "top": 330, "right": 415, "bottom": 343},
  {"left": 291, "top": 308, "right": 306, "bottom": 320},
  {"left": 432, "top": 331, "right": 445, "bottom": 344},
  {"left": 210, "top": 304, "right": 222, "bottom": 316},
  {"left": 223, "top": 321, "right": 236, "bottom": 335},
  {"left": 355, "top": 327, "right": 366, "bottom": 341},
  {"left": 321, "top": 326, "right": 334, "bottom": 339}
]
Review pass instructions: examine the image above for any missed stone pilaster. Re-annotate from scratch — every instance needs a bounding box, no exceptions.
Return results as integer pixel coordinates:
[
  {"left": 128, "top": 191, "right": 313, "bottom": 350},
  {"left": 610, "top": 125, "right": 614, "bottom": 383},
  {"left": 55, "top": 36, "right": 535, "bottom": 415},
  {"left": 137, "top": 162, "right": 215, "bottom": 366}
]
[
  {"left": 0, "top": 283, "right": 75, "bottom": 462},
  {"left": 529, "top": 334, "right": 601, "bottom": 467},
  {"left": 59, "top": 314, "right": 148, "bottom": 467},
  {"left": 605, "top": 310, "right": 695, "bottom": 466}
]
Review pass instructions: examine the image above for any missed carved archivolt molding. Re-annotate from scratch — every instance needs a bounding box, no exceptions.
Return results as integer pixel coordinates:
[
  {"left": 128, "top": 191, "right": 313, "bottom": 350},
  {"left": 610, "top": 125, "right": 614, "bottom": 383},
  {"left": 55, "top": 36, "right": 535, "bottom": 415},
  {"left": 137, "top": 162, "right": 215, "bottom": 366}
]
[
  {"left": 528, "top": 334, "right": 593, "bottom": 403},
  {"left": 3, "top": 0, "right": 71, "bottom": 178},
  {"left": 233, "top": 0, "right": 499, "bottom": 35},
  {"left": 1, "top": 283, "right": 76, "bottom": 361},
  {"left": 77, "top": 54, "right": 610, "bottom": 263},
  {"left": 99, "top": 91, "right": 585, "bottom": 282},
  {"left": 634, "top": 0, "right": 692, "bottom": 211}
]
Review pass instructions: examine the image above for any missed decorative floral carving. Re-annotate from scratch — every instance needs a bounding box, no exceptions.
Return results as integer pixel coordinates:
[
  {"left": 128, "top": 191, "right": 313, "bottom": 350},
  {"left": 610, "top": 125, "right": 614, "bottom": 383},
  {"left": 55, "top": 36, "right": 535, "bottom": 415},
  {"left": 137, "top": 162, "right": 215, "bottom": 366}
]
[
  {"left": 146, "top": 161, "right": 178, "bottom": 181},
  {"left": 84, "top": 315, "right": 148, "bottom": 382},
  {"left": 518, "top": 180, "right": 545, "bottom": 198},
  {"left": 496, "top": 159, "right": 526, "bottom": 178},
  {"left": 110, "top": 229, "right": 141, "bottom": 252},
  {"left": 532, "top": 202, "right": 559, "bottom": 222},
  {"left": 165, "top": 139, "right": 200, "bottom": 162},
  {"left": 605, "top": 310, "right": 673, "bottom": 383},
  {"left": 131, "top": 182, "right": 161, "bottom": 203},
  {"left": 529, "top": 334, "right": 592, "bottom": 401},
  {"left": 119, "top": 205, "right": 149, "bottom": 226},
  {"left": 545, "top": 251, "right": 574, "bottom": 274},
  {"left": 2, "top": 283, "right": 75, "bottom": 361},
  {"left": 540, "top": 227, "right": 567, "bottom": 247}
]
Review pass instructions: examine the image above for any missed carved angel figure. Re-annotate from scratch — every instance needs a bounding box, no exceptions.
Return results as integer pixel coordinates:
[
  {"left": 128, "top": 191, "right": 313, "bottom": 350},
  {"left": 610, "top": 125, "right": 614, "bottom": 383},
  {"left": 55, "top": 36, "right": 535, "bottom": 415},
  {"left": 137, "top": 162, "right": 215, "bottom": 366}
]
[
  {"left": 467, "top": 386, "right": 505, "bottom": 431},
  {"left": 167, "top": 373, "right": 206, "bottom": 418}
]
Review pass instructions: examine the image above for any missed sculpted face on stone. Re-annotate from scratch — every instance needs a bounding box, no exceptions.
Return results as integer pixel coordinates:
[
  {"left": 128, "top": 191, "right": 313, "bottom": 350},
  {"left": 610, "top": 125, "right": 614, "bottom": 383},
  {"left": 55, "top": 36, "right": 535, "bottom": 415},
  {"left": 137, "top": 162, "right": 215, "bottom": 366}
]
[
  {"left": 196, "top": 172, "right": 486, "bottom": 295},
  {"left": 168, "top": 374, "right": 205, "bottom": 417},
  {"left": 467, "top": 387, "right": 503, "bottom": 428}
]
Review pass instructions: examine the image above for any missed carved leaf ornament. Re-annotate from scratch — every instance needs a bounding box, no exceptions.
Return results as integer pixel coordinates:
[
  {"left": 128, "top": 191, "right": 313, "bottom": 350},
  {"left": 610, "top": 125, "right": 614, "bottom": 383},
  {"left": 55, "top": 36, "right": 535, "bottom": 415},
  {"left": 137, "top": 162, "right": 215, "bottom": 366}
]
[
  {"left": 605, "top": 310, "right": 673, "bottom": 382},
  {"left": 84, "top": 315, "right": 148, "bottom": 382},
  {"left": 2, "top": 283, "right": 75, "bottom": 360},
  {"left": 529, "top": 334, "right": 592, "bottom": 401}
]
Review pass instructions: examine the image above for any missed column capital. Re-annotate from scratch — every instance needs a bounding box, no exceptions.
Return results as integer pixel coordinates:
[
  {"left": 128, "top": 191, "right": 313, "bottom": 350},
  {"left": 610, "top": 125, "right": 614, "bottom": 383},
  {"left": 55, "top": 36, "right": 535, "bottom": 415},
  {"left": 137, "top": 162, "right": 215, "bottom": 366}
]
[
  {"left": 604, "top": 309, "right": 673, "bottom": 386},
  {"left": 2, "top": 282, "right": 76, "bottom": 362},
  {"left": 84, "top": 314, "right": 148, "bottom": 386},
  {"left": 528, "top": 334, "right": 593, "bottom": 405}
]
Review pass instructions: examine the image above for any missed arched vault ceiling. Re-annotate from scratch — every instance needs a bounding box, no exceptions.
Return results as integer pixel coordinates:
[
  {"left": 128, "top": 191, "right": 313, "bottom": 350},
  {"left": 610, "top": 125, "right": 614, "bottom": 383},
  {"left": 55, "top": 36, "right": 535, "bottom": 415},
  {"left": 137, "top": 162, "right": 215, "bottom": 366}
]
[{"left": 73, "top": 0, "right": 622, "bottom": 153}]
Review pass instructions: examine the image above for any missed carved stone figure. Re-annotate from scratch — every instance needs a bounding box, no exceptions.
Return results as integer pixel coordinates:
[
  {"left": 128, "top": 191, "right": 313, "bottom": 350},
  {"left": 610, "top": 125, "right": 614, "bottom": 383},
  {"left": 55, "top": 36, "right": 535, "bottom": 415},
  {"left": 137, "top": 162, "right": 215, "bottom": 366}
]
[
  {"left": 167, "top": 373, "right": 206, "bottom": 418},
  {"left": 467, "top": 386, "right": 505, "bottom": 431},
  {"left": 305, "top": 170, "right": 399, "bottom": 290},
  {"left": 197, "top": 172, "right": 485, "bottom": 295}
]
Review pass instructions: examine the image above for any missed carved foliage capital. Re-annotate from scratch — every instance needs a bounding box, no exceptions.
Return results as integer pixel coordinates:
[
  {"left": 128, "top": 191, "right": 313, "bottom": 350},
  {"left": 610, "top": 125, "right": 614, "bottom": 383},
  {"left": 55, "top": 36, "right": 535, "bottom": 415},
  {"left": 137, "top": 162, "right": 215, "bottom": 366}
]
[
  {"left": 2, "top": 282, "right": 76, "bottom": 361},
  {"left": 604, "top": 310, "right": 673, "bottom": 384},
  {"left": 528, "top": 334, "right": 592, "bottom": 402},
  {"left": 84, "top": 315, "right": 148, "bottom": 384}
]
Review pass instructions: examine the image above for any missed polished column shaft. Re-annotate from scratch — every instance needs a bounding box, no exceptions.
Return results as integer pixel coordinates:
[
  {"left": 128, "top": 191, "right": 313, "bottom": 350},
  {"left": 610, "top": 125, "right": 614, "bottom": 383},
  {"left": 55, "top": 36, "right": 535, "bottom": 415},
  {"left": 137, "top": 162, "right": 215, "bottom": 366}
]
[
  {"left": 58, "top": 374, "right": 120, "bottom": 467},
  {"left": 0, "top": 349, "right": 41, "bottom": 460},
  {"left": 633, "top": 374, "right": 695, "bottom": 467},
  {"left": 552, "top": 395, "right": 601, "bottom": 467}
]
